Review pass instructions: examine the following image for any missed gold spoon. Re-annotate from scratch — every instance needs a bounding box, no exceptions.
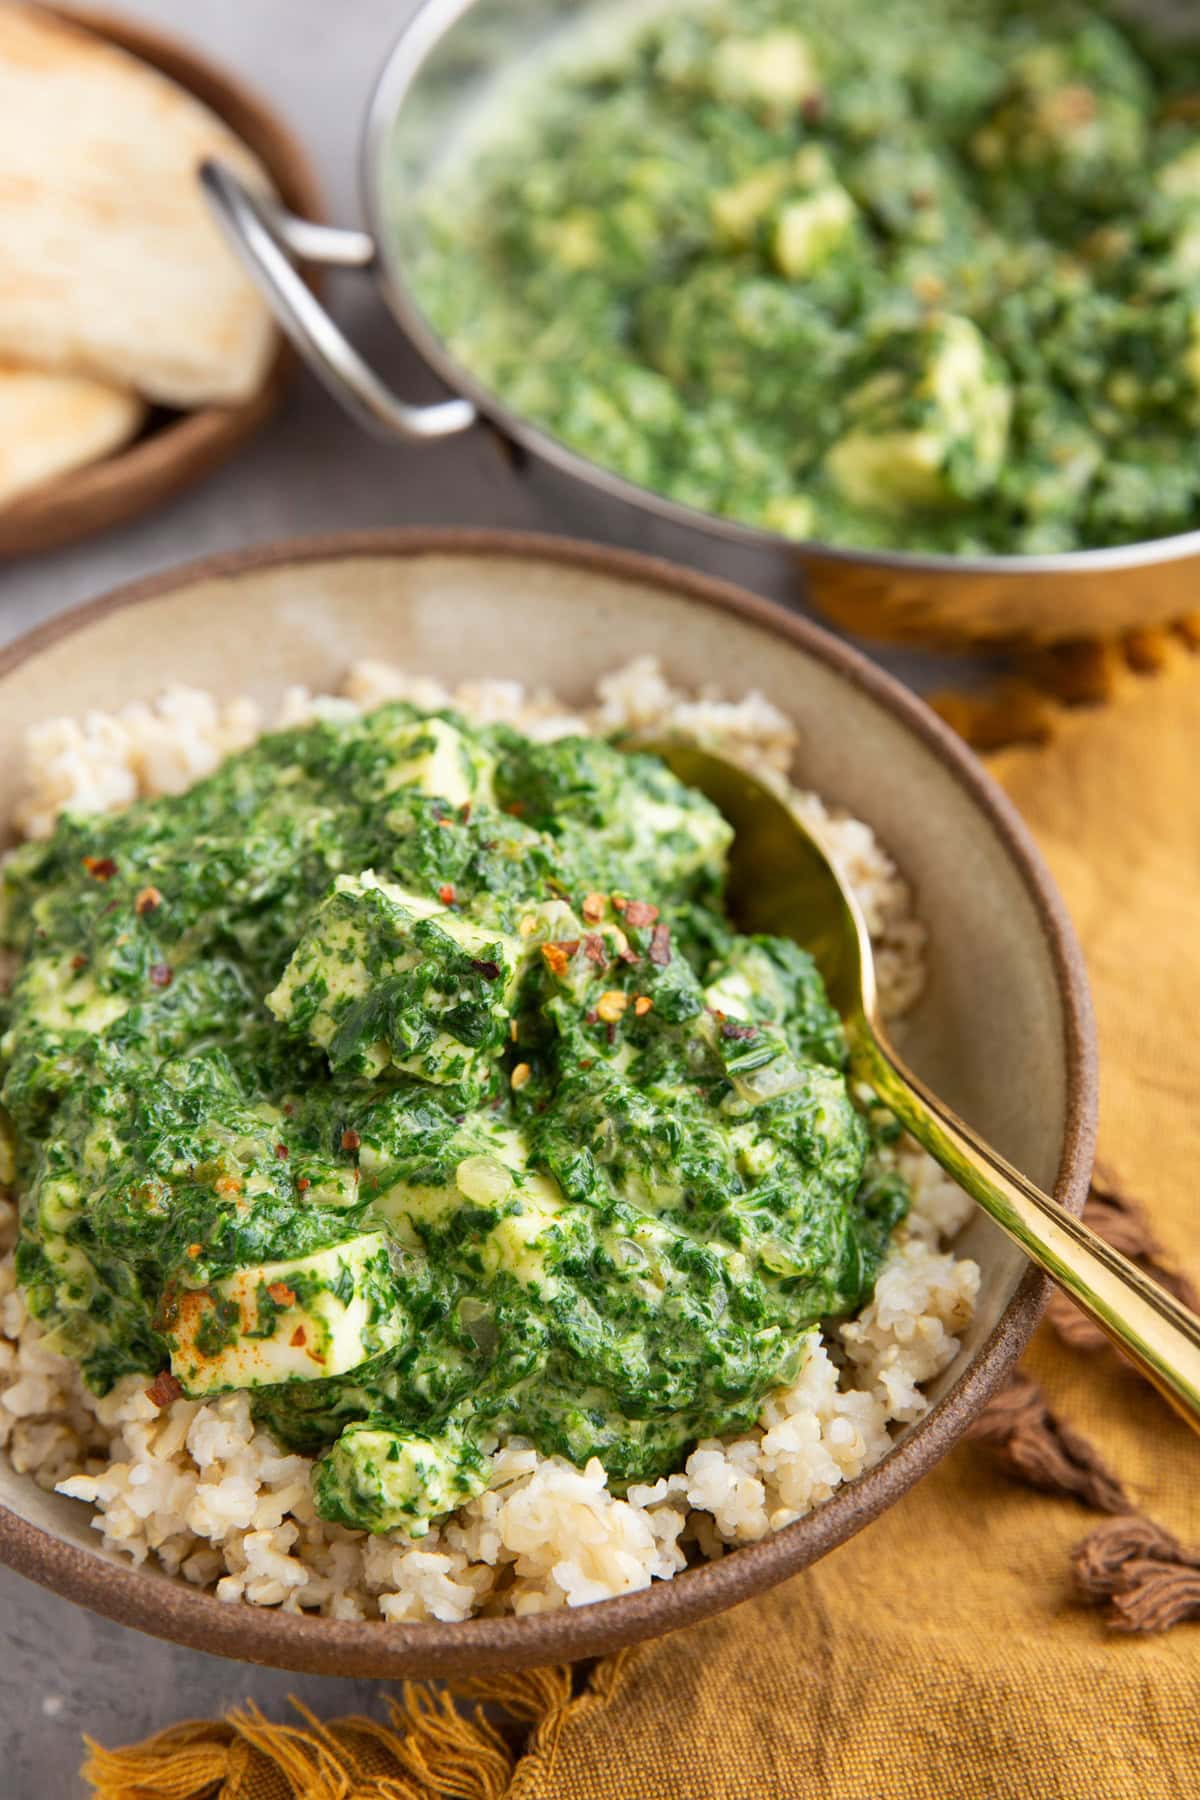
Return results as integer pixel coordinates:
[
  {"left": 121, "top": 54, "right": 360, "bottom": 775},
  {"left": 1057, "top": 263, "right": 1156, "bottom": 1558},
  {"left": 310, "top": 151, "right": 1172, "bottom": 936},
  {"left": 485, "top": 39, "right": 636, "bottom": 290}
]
[{"left": 638, "top": 738, "right": 1200, "bottom": 1430}]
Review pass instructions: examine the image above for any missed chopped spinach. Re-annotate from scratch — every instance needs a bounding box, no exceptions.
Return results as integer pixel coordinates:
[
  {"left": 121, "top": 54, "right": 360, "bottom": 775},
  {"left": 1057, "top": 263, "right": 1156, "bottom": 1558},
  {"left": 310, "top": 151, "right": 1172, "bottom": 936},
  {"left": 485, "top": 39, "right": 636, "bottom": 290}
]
[
  {"left": 1, "top": 704, "right": 906, "bottom": 1533},
  {"left": 412, "top": 0, "right": 1200, "bottom": 555}
]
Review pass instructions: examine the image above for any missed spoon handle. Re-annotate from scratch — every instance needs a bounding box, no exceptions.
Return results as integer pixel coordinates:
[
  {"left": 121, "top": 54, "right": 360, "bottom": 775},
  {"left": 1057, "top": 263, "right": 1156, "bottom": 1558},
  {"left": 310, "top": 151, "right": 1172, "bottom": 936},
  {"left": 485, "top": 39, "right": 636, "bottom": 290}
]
[{"left": 852, "top": 1022, "right": 1200, "bottom": 1433}]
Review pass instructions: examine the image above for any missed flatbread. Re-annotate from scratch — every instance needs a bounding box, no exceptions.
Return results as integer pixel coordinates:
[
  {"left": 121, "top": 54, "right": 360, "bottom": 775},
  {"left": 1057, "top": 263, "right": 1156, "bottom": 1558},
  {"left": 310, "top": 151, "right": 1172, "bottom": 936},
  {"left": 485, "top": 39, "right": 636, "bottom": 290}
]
[
  {"left": 0, "top": 361, "right": 144, "bottom": 506},
  {"left": 0, "top": 5, "right": 278, "bottom": 408}
]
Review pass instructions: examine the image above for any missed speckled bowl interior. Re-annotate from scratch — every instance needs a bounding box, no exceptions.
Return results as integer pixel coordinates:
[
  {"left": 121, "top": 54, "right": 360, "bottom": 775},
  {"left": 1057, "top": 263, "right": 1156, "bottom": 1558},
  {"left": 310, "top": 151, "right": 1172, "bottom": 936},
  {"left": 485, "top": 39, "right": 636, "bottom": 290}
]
[{"left": 0, "top": 532, "right": 1095, "bottom": 1675}]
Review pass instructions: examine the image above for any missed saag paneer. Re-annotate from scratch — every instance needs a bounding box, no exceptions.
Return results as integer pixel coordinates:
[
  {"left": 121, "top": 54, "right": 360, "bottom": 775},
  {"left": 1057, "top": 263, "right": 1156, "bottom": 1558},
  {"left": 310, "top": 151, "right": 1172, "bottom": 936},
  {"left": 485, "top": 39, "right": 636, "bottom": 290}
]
[
  {"left": 0, "top": 707, "right": 905, "bottom": 1534},
  {"left": 412, "top": 0, "right": 1200, "bottom": 555}
]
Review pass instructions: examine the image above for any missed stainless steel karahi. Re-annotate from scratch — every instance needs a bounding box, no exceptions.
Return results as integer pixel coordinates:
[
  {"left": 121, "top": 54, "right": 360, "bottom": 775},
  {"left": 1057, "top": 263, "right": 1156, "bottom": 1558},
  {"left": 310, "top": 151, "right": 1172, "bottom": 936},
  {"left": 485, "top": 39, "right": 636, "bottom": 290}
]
[{"left": 203, "top": 0, "right": 1200, "bottom": 648}]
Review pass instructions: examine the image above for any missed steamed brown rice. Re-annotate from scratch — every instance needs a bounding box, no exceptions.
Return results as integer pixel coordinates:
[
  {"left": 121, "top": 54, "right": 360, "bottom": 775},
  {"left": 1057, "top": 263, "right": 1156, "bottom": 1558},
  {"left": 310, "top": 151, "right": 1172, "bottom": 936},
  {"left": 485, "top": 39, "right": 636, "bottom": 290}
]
[{"left": 0, "top": 658, "right": 977, "bottom": 1622}]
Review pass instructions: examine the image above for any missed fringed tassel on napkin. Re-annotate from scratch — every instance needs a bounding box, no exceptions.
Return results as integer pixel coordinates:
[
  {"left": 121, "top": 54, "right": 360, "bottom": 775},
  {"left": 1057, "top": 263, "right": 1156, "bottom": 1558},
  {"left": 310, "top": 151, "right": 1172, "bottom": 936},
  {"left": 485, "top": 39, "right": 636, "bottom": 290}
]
[
  {"left": 967, "top": 1370, "right": 1128, "bottom": 1513},
  {"left": 81, "top": 1669, "right": 575, "bottom": 1800},
  {"left": 968, "top": 1170, "right": 1199, "bottom": 1635},
  {"left": 1073, "top": 1516, "right": 1200, "bottom": 1634},
  {"left": 81, "top": 1721, "right": 238, "bottom": 1800},
  {"left": 931, "top": 613, "right": 1200, "bottom": 751}
]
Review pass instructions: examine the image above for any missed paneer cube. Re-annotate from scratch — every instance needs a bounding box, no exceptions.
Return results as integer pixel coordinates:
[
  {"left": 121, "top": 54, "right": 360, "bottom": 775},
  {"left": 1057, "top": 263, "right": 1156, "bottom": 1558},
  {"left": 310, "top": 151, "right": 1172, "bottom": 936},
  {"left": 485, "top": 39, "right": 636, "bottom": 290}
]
[
  {"left": 826, "top": 316, "right": 1011, "bottom": 515},
  {"left": 1159, "top": 144, "right": 1200, "bottom": 202},
  {"left": 710, "top": 163, "right": 792, "bottom": 249},
  {"left": 771, "top": 184, "right": 857, "bottom": 279},
  {"left": 759, "top": 494, "right": 817, "bottom": 539},
  {"left": 711, "top": 32, "right": 820, "bottom": 113},
  {"left": 378, "top": 716, "right": 494, "bottom": 807},
  {"left": 538, "top": 207, "right": 604, "bottom": 270},
  {"left": 710, "top": 148, "right": 839, "bottom": 255},
  {"left": 266, "top": 871, "right": 522, "bottom": 1090},
  {"left": 163, "top": 1232, "right": 405, "bottom": 1396},
  {"left": 313, "top": 1421, "right": 486, "bottom": 1535}
]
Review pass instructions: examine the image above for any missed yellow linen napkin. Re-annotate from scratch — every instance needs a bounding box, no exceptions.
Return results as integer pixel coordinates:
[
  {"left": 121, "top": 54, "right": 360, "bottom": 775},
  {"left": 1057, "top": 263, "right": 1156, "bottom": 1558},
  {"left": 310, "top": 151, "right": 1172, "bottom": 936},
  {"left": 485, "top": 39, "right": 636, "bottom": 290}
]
[{"left": 85, "top": 636, "right": 1200, "bottom": 1800}]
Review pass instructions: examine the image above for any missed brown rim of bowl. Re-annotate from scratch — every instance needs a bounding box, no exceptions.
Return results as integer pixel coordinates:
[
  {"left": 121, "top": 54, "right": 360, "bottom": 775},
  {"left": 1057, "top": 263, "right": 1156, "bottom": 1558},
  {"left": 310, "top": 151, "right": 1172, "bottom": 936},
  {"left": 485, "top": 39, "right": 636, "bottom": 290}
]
[
  {"left": 0, "top": 529, "right": 1098, "bottom": 1675},
  {"left": 0, "top": 6, "right": 322, "bottom": 561}
]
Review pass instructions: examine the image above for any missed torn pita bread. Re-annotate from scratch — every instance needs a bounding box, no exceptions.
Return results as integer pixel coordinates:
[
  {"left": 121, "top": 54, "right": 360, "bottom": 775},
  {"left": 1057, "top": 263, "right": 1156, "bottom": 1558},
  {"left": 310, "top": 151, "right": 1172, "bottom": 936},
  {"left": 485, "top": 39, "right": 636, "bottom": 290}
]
[
  {"left": 0, "top": 361, "right": 144, "bottom": 506},
  {"left": 0, "top": 5, "right": 278, "bottom": 408}
]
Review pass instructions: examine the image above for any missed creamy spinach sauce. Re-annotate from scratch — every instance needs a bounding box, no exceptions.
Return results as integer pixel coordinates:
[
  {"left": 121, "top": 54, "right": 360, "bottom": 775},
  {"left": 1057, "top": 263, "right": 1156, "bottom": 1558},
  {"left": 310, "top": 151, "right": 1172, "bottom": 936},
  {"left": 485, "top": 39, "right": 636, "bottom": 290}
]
[
  {"left": 413, "top": 0, "right": 1200, "bottom": 555},
  {"left": 0, "top": 707, "right": 905, "bottom": 1533}
]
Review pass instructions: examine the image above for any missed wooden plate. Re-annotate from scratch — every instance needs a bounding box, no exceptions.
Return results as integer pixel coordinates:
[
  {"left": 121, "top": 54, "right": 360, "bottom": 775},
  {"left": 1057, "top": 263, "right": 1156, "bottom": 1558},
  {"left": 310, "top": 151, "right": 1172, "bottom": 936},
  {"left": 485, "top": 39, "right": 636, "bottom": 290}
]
[{"left": 0, "top": 6, "right": 321, "bottom": 560}]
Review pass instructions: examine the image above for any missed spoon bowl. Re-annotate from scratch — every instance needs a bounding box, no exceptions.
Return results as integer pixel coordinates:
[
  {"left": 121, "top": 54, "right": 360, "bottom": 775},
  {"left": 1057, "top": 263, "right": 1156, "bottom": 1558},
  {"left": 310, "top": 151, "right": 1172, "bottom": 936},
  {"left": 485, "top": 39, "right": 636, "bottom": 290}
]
[
  {"left": 639, "top": 736, "right": 1200, "bottom": 1434},
  {"left": 636, "top": 739, "right": 876, "bottom": 1027}
]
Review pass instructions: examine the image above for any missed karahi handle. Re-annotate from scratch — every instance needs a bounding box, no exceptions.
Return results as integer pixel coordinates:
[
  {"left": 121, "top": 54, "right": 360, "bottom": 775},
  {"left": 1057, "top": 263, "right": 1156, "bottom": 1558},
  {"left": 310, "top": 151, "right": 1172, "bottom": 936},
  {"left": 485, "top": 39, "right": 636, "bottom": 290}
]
[{"left": 200, "top": 160, "right": 476, "bottom": 443}]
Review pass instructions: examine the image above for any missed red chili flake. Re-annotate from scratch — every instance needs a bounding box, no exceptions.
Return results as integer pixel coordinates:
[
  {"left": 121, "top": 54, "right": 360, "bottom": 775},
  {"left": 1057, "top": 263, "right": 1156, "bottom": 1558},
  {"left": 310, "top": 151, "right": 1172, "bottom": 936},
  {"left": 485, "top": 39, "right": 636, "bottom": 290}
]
[
  {"left": 581, "top": 892, "right": 606, "bottom": 923},
  {"left": 353, "top": 1167, "right": 361, "bottom": 1183},
  {"left": 134, "top": 886, "right": 163, "bottom": 917},
  {"left": 82, "top": 856, "right": 117, "bottom": 882},
  {"left": 504, "top": 800, "right": 525, "bottom": 817},
  {"left": 340, "top": 1128, "right": 361, "bottom": 1152},
  {"left": 282, "top": 1102, "right": 295, "bottom": 1117},
  {"left": 623, "top": 900, "right": 659, "bottom": 928},
  {"left": 721, "top": 1020, "right": 757, "bottom": 1041},
  {"left": 438, "top": 883, "right": 456, "bottom": 906},
  {"left": 274, "top": 1143, "right": 289, "bottom": 1160},
  {"left": 146, "top": 1370, "right": 183, "bottom": 1408},
  {"left": 606, "top": 1021, "right": 617, "bottom": 1046},
  {"left": 297, "top": 1177, "right": 311, "bottom": 1192},
  {"left": 459, "top": 801, "right": 473, "bottom": 823},
  {"left": 149, "top": 963, "right": 173, "bottom": 989},
  {"left": 582, "top": 934, "right": 607, "bottom": 967},
  {"left": 649, "top": 924, "right": 672, "bottom": 966},
  {"left": 585, "top": 1008, "right": 599, "bottom": 1026},
  {"left": 542, "top": 941, "right": 578, "bottom": 978},
  {"left": 290, "top": 1325, "right": 307, "bottom": 1348},
  {"left": 70, "top": 953, "right": 88, "bottom": 972},
  {"left": 268, "top": 1282, "right": 296, "bottom": 1307},
  {"left": 579, "top": 1058, "right": 593, "bottom": 1070},
  {"left": 471, "top": 958, "right": 501, "bottom": 980}
]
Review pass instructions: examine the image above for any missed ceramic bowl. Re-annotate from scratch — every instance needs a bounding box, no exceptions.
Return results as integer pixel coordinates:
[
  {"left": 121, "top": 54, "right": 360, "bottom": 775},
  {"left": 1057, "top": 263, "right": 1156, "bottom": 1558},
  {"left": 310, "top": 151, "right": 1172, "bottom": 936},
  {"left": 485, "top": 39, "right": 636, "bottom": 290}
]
[
  {"left": 0, "top": 531, "right": 1096, "bottom": 1674},
  {"left": 0, "top": 7, "right": 320, "bottom": 561}
]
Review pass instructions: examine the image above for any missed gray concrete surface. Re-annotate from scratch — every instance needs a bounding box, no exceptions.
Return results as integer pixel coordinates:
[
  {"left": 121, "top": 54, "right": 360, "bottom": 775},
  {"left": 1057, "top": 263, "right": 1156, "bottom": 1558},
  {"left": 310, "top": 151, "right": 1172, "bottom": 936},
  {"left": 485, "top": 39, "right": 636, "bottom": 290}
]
[{"left": 0, "top": 4, "right": 987, "bottom": 1791}]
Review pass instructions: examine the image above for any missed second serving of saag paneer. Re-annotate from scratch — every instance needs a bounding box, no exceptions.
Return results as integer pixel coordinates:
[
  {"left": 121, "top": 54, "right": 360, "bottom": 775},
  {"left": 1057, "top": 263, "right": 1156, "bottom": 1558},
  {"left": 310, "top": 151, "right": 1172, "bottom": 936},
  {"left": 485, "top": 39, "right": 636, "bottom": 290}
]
[
  {"left": 412, "top": 0, "right": 1200, "bottom": 556},
  {"left": 0, "top": 705, "right": 905, "bottom": 1534}
]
